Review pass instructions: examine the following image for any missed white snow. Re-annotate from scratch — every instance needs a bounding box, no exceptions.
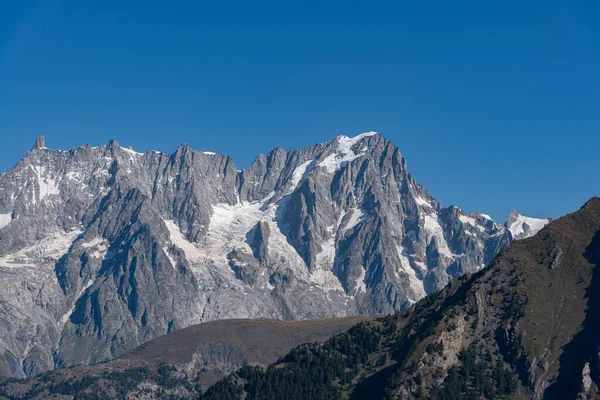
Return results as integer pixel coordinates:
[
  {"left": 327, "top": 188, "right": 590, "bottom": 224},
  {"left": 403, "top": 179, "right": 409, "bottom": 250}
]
[
  {"left": 61, "top": 278, "right": 95, "bottom": 324},
  {"left": 163, "top": 188, "right": 334, "bottom": 292},
  {"left": 350, "top": 131, "right": 379, "bottom": 142},
  {"left": 422, "top": 214, "right": 455, "bottom": 259},
  {"left": 413, "top": 260, "right": 428, "bottom": 273},
  {"left": 318, "top": 132, "right": 378, "bottom": 173},
  {"left": 311, "top": 230, "right": 345, "bottom": 292},
  {"left": 508, "top": 214, "right": 550, "bottom": 240},
  {"left": 29, "top": 165, "right": 60, "bottom": 203},
  {"left": 289, "top": 160, "right": 313, "bottom": 191},
  {"left": 396, "top": 245, "right": 426, "bottom": 300},
  {"left": 163, "top": 186, "right": 351, "bottom": 294},
  {"left": 583, "top": 362, "right": 593, "bottom": 392},
  {"left": 162, "top": 245, "right": 178, "bottom": 268},
  {"left": 65, "top": 171, "right": 81, "bottom": 181},
  {"left": 309, "top": 265, "right": 345, "bottom": 292},
  {"left": 479, "top": 213, "right": 493, "bottom": 220},
  {"left": 120, "top": 146, "right": 143, "bottom": 156},
  {"left": 0, "top": 230, "right": 82, "bottom": 267},
  {"left": 0, "top": 214, "right": 12, "bottom": 230},
  {"left": 81, "top": 238, "right": 108, "bottom": 259},
  {"left": 458, "top": 214, "right": 476, "bottom": 226},
  {"left": 204, "top": 200, "right": 268, "bottom": 260},
  {"left": 414, "top": 195, "right": 431, "bottom": 207},
  {"left": 164, "top": 195, "right": 272, "bottom": 266},
  {"left": 459, "top": 214, "right": 486, "bottom": 233},
  {"left": 163, "top": 220, "right": 206, "bottom": 263},
  {"left": 81, "top": 237, "right": 104, "bottom": 249},
  {"left": 39, "top": 147, "right": 67, "bottom": 153},
  {"left": 354, "top": 267, "right": 367, "bottom": 295},
  {"left": 202, "top": 151, "right": 217, "bottom": 155},
  {"left": 342, "top": 208, "right": 366, "bottom": 233}
]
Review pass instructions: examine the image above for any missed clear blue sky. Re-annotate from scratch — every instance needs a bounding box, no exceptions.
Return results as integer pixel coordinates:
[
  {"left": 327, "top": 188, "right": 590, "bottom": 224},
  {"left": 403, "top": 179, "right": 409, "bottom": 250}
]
[{"left": 1, "top": 1, "right": 598, "bottom": 221}]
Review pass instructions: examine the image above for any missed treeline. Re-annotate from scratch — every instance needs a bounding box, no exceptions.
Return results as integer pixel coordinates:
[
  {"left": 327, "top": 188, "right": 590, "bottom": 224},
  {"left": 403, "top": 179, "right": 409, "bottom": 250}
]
[
  {"left": 430, "top": 346, "right": 517, "bottom": 400},
  {"left": 0, "top": 365, "right": 197, "bottom": 400},
  {"left": 201, "top": 322, "right": 381, "bottom": 400}
]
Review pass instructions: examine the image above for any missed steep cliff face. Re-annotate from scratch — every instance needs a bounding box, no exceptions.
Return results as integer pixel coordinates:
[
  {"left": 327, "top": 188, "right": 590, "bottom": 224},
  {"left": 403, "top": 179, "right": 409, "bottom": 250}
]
[
  {"left": 185, "top": 198, "right": 599, "bottom": 400},
  {"left": 0, "top": 133, "right": 529, "bottom": 378}
]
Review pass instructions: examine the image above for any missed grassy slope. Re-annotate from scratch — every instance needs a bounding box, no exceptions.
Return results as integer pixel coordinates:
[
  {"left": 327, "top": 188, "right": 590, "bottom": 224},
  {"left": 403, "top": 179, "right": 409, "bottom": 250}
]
[
  {"left": 123, "top": 316, "right": 376, "bottom": 367},
  {"left": 0, "top": 316, "right": 374, "bottom": 399}
]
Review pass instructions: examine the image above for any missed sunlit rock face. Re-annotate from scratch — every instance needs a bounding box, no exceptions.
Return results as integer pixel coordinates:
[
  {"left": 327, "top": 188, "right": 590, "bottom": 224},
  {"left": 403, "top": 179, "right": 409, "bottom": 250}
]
[{"left": 0, "top": 133, "right": 516, "bottom": 378}]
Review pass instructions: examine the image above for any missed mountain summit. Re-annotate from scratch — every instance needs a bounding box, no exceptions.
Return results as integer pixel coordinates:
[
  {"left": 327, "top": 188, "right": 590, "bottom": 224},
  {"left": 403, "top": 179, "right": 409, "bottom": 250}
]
[
  {"left": 0, "top": 133, "right": 536, "bottom": 378},
  {"left": 505, "top": 209, "right": 551, "bottom": 240}
]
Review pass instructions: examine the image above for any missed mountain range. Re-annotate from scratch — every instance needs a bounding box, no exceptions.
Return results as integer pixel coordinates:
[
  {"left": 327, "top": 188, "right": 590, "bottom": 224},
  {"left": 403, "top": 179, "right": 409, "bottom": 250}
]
[
  {"left": 191, "top": 196, "right": 599, "bottom": 400},
  {"left": 0, "top": 133, "right": 549, "bottom": 379},
  {"left": 1, "top": 196, "right": 596, "bottom": 399}
]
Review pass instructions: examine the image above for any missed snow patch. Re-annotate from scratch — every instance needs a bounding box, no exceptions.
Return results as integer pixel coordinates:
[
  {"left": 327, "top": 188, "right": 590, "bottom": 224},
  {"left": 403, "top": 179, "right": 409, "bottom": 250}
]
[
  {"left": 350, "top": 131, "right": 379, "bottom": 142},
  {"left": 0, "top": 214, "right": 12, "bottom": 230},
  {"left": 459, "top": 214, "right": 486, "bottom": 233},
  {"left": 203, "top": 200, "right": 268, "bottom": 261},
  {"left": 508, "top": 214, "right": 550, "bottom": 240},
  {"left": 0, "top": 230, "right": 82, "bottom": 267},
  {"left": 309, "top": 266, "right": 344, "bottom": 292},
  {"left": 583, "top": 362, "right": 592, "bottom": 392},
  {"left": 163, "top": 246, "right": 178, "bottom": 268},
  {"left": 289, "top": 160, "right": 313, "bottom": 191},
  {"left": 414, "top": 260, "right": 428, "bottom": 273},
  {"left": 318, "top": 132, "right": 377, "bottom": 173},
  {"left": 120, "top": 146, "right": 143, "bottom": 156},
  {"left": 29, "top": 165, "right": 60, "bottom": 203},
  {"left": 202, "top": 151, "right": 217, "bottom": 155},
  {"left": 354, "top": 267, "right": 367, "bottom": 295},
  {"left": 81, "top": 237, "right": 104, "bottom": 249},
  {"left": 61, "top": 278, "right": 95, "bottom": 324},
  {"left": 414, "top": 195, "right": 431, "bottom": 207},
  {"left": 81, "top": 238, "right": 109, "bottom": 259},
  {"left": 342, "top": 208, "right": 366, "bottom": 233},
  {"left": 459, "top": 214, "right": 476, "bottom": 226},
  {"left": 422, "top": 214, "right": 456, "bottom": 259},
  {"left": 396, "top": 245, "right": 426, "bottom": 301},
  {"left": 163, "top": 220, "right": 206, "bottom": 263}
]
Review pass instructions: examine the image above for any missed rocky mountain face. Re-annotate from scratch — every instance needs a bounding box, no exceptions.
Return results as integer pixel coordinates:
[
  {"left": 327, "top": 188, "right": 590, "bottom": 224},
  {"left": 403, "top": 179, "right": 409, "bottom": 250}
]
[
  {"left": 2, "top": 197, "right": 592, "bottom": 400},
  {"left": 190, "top": 197, "right": 598, "bottom": 400},
  {"left": 0, "top": 133, "right": 541, "bottom": 379}
]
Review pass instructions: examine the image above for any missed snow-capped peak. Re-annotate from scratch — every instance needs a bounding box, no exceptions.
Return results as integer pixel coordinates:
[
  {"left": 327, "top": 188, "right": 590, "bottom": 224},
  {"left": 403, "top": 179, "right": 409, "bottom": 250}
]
[
  {"left": 344, "top": 131, "right": 379, "bottom": 143},
  {"left": 505, "top": 209, "right": 550, "bottom": 240},
  {"left": 317, "top": 132, "right": 378, "bottom": 173}
]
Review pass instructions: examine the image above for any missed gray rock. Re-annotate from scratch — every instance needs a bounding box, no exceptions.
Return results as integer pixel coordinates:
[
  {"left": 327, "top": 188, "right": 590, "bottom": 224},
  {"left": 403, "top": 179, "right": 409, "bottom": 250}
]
[{"left": 0, "top": 133, "right": 523, "bottom": 378}]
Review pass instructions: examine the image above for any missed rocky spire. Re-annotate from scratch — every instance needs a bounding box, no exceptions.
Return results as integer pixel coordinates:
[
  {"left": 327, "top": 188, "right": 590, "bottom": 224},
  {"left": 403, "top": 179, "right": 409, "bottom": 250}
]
[
  {"left": 31, "top": 136, "right": 45, "bottom": 151},
  {"left": 505, "top": 209, "right": 520, "bottom": 226}
]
